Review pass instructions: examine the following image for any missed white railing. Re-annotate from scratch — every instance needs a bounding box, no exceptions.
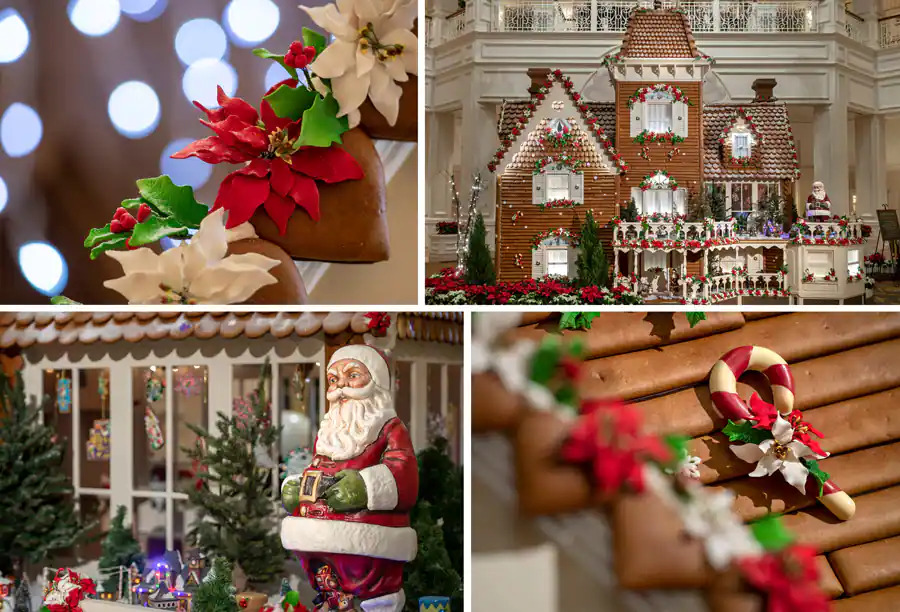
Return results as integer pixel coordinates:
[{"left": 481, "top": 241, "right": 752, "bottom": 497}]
[
  {"left": 792, "top": 219, "right": 866, "bottom": 241},
  {"left": 881, "top": 17, "right": 900, "bottom": 48},
  {"left": 688, "top": 271, "right": 788, "bottom": 303},
  {"left": 845, "top": 9, "right": 866, "bottom": 42},
  {"left": 612, "top": 218, "right": 737, "bottom": 248},
  {"left": 447, "top": 6, "right": 470, "bottom": 39},
  {"left": 492, "top": 0, "right": 818, "bottom": 33},
  {"left": 426, "top": 6, "right": 472, "bottom": 46}
]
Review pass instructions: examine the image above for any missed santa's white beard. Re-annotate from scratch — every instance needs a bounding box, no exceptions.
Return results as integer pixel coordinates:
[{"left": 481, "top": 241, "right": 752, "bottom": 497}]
[
  {"left": 812, "top": 189, "right": 828, "bottom": 201},
  {"left": 317, "top": 381, "right": 395, "bottom": 460}
]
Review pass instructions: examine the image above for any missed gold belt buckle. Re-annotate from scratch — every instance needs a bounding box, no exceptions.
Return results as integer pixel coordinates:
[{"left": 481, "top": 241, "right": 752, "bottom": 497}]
[{"left": 298, "top": 470, "right": 322, "bottom": 503}]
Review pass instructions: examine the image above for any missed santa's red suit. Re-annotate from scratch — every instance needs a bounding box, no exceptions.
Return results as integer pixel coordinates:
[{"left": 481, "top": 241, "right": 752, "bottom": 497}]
[{"left": 281, "top": 345, "right": 418, "bottom": 612}]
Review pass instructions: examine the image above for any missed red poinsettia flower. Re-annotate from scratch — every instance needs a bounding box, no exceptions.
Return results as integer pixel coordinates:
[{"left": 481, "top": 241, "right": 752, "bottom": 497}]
[
  {"left": 364, "top": 312, "right": 391, "bottom": 336},
  {"left": 786, "top": 410, "right": 827, "bottom": 457},
  {"left": 172, "top": 84, "right": 364, "bottom": 233},
  {"left": 739, "top": 544, "right": 829, "bottom": 612},
  {"left": 559, "top": 400, "right": 671, "bottom": 494}
]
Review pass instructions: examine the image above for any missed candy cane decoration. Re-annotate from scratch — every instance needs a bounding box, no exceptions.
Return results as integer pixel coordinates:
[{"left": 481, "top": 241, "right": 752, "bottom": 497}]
[{"left": 710, "top": 346, "right": 855, "bottom": 521}]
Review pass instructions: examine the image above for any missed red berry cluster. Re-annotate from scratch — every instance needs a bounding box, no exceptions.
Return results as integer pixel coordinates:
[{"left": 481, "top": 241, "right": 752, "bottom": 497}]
[
  {"left": 285, "top": 42, "right": 317, "bottom": 69},
  {"left": 110, "top": 203, "right": 151, "bottom": 233}
]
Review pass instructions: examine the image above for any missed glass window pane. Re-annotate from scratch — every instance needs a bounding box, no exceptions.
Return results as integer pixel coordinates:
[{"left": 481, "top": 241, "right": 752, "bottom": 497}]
[
  {"left": 447, "top": 365, "right": 461, "bottom": 464},
  {"left": 426, "top": 363, "right": 442, "bottom": 424},
  {"left": 173, "top": 366, "right": 207, "bottom": 495},
  {"left": 278, "top": 363, "right": 320, "bottom": 458},
  {"left": 394, "top": 361, "right": 412, "bottom": 426},
  {"left": 173, "top": 498, "right": 197, "bottom": 556},
  {"left": 133, "top": 496, "right": 167, "bottom": 560},
  {"left": 78, "top": 494, "right": 110, "bottom": 562},
  {"left": 44, "top": 369, "right": 73, "bottom": 481},
  {"left": 545, "top": 173, "right": 569, "bottom": 200},
  {"left": 133, "top": 367, "right": 167, "bottom": 492},
  {"left": 548, "top": 249, "right": 567, "bottom": 264},
  {"left": 646, "top": 102, "right": 672, "bottom": 132},
  {"left": 82, "top": 368, "right": 111, "bottom": 489},
  {"left": 547, "top": 263, "right": 568, "bottom": 276},
  {"left": 733, "top": 133, "right": 750, "bottom": 157}
]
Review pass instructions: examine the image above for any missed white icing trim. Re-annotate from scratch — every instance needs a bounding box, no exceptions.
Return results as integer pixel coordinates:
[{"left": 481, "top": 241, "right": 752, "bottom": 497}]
[
  {"left": 360, "top": 590, "right": 405, "bottom": 612},
  {"left": 360, "top": 464, "right": 399, "bottom": 511},
  {"left": 281, "top": 516, "right": 417, "bottom": 561}
]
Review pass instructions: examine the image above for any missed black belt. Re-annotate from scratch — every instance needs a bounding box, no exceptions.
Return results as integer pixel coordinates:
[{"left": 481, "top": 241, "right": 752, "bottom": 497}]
[{"left": 298, "top": 470, "right": 338, "bottom": 502}]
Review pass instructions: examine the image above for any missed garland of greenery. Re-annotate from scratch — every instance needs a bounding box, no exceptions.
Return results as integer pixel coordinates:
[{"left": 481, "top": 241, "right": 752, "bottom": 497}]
[
  {"left": 538, "top": 198, "right": 582, "bottom": 211},
  {"left": 530, "top": 227, "right": 581, "bottom": 250}
]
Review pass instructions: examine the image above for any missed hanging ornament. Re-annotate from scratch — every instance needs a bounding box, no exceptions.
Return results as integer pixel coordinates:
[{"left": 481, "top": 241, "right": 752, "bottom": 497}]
[
  {"left": 144, "top": 405, "right": 164, "bottom": 450},
  {"left": 233, "top": 396, "right": 252, "bottom": 431},
  {"left": 175, "top": 368, "right": 202, "bottom": 397},
  {"left": 192, "top": 437, "right": 208, "bottom": 491},
  {"left": 86, "top": 419, "right": 111, "bottom": 461},
  {"left": 98, "top": 371, "right": 109, "bottom": 404},
  {"left": 56, "top": 372, "right": 72, "bottom": 414},
  {"left": 145, "top": 371, "right": 165, "bottom": 403}
]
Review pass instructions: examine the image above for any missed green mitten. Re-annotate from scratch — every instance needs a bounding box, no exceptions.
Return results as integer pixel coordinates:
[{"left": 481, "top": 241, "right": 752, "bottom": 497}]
[
  {"left": 282, "top": 478, "right": 301, "bottom": 514},
  {"left": 324, "top": 470, "right": 368, "bottom": 512}
]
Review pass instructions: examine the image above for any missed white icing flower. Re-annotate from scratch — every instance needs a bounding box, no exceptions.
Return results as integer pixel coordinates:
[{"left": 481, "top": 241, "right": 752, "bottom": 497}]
[
  {"left": 301, "top": 0, "right": 417, "bottom": 127},
  {"left": 104, "top": 208, "right": 279, "bottom": 304},
  {"left": 666, "top": 453, "right": 702, "bottom": 480},
  {"left": 678, "top": 488, "right": 762, "bottom": 570},
  {"left": 730, "top": 413, "right": 825, "bottom": 493}
]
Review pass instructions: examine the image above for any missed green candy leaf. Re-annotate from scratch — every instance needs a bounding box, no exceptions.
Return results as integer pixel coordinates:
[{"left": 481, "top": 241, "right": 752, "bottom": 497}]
[
  {"left": 50, "top": 296, "right": 82, "bottom": 305},
  {"left": 567, "top": 338, "right": 584, "bottom": 358},
  {"left": 284, "top": 591, "right": 300, "bottom": 606},
  {"left": 750, "top": 515, "right": 794, "bottom": 552},
  {"left": 129, "top": 215, "right": 191, "bottom": 247},
  {"left": 302, "top": 27, "right": 327, "bottom": 59},
  {"left": 559, "top": 312, "right": 600, "bottom": 331},
  {"left": 664, "top": 434, "right": 689, "bottom": 463},
  {"left": 136, "top": 175, "right": 208, "bottom": 227},
  {"left": 530, "top": 339, "right": 561, "bottom": 385},
  {"left": 84, "top": 224, "right": 116, "bottom": 248},
  {"left": 252, "top": 47, "right": 299, "bottom": 80},
  {"left": 296, "top": 93, "right": 349, "bottom": 148},
  {"left": 721, "top": 420, "right": 773, "bottom": 445},
  {"left": 90, "top": 234, "right": 129, "bottom": 260},
  {"left": 263, "top": 83, "right": 318, "bottom": 121},
  {"left": 686, "top": 312, "right": 707, "bottom": 328},
  {"left": 120, "top": 197, "right": 144, "bottom": 212},
  {"left": 555, "top": 385, "right": 577, "bottom": 409},
  {"left": 801, "top": 458, "right": 830, "bottom": 497}
]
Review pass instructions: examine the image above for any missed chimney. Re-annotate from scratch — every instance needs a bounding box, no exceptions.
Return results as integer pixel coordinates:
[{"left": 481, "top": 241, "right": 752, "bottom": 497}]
[
  {"left": 527, "top": 68, "right": 552, "bottom": 94},
  {"left": 752, "top": 78, "right": 777, "bottom": 102}
]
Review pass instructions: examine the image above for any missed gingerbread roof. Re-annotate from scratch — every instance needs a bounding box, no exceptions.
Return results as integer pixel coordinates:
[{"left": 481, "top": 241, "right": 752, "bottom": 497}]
[
  {"left": 703, "top": 102, "right": 799, "bottom": 181},
  {"left": 473, "top": 311, "right": 900, "bottom": 608},
  {"left": 0, "top": 312, "right": 464, "bottom": 348},
  {"left": 498, "top": 101, "right": 615, "bottom": 146},
  {"left": 620, "top": 9, "right": 699, "bottom": 59},
  {"left": 505, "top": 118, "right": 611, "bottom": 171}
]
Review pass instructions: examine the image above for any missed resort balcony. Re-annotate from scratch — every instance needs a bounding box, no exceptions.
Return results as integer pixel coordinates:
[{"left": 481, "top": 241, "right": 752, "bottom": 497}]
[{"left": 611, "top": 216, "right": 738, "bottom": 251}]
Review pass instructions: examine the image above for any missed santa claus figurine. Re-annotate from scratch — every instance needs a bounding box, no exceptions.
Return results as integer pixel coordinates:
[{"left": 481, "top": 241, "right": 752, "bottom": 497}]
[
  {"left": 281, "top": 344, "right": 418, "bottom": 612},
  {"left": 806, "top": 180, "right": 832, "bottom": 221}
]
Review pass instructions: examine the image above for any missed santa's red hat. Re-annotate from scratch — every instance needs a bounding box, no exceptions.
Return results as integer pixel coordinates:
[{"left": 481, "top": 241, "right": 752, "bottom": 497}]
[{"left": 328, "top": 345, "right": 391, "bottom": 390}]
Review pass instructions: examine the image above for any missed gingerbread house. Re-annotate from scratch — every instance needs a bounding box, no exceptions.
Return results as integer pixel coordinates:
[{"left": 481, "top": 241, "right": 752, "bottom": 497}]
[{"left": 490, "top": 8, "right": 832, "bottom": 304}]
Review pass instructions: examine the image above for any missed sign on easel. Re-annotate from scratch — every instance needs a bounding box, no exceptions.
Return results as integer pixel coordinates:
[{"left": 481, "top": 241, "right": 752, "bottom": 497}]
[{"left": 877, "top": 209, "right": 900, "bottom": 241}]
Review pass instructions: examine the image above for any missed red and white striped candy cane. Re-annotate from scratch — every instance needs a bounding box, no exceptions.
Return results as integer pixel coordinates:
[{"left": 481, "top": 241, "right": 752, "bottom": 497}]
[{"left": 710, "top": 346, "right": 855, "bottom": 521}]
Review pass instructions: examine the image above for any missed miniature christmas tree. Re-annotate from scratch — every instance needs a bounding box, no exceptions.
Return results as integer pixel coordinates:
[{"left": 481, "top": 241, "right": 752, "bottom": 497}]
[
  {"left": 575, "top": 210, "right": 609, "bottom": 288},
  {"left": 707, "top": 184, "right": 727, "bottom": 221},
  {"left": 192, "top": 558, "right": 238, "bottom": 612},
  {"left": 0, "top": 373, "right": 91, "bottom": 578},
  {"left": 183, "top": 362, "right": 284, "bottom": 589},
  {"left": 464, "top": 212, "right": 495, "bottom": 285},
  {"left": 622, "top": 198, "right": 638, "bottom": 222},
  {"left": 403, "top": 436, "right": 463, "bottom": 611},
  {"left": 13, "top": 575, "right": 30, "bottom": 612},
  {"left": 99, "top": 506, "right": 144, "bottom": 598}
]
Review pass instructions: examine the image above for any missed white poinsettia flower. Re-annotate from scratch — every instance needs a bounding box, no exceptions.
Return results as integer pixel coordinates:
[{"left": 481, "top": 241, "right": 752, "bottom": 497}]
[
  {"left": 301, "top": 0, "right": 417, "bottom": 127},
  {"left": 103, "top": 208, "right": 280, "bottom": 305},
  {"left": 679, "top": 488, "right": 762, "bottom": 570},
  {"left": 730, "top": 413, "right": 824, "bottom": 493}
]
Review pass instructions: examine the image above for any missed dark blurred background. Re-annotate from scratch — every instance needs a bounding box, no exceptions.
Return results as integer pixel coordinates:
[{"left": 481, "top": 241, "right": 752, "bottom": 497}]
[{"left": 0, "top": 0, "right": 421, "bottom": 304}]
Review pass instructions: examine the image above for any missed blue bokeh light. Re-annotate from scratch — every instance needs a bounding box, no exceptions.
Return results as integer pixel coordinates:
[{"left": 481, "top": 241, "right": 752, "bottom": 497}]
[
  {"left": 0, "top": 9, "right": 29, "bottom": 63},
  {"left": 175, "top": 18, "right": 228, "bottom": 65},
  {"left": 108, "top": 81, "right": 161, "bottom": 138},
  {"left": 0, "top": 176, "right": 8, "bottom": 214},
  {"left": 19, "top": 242, "right": 68, "bottom": 296},
  {"left": 68, "top": 0, "right": 121, "bottom": 37},
  {"left": 1, "top": 103, "right": 43, "bottom": 157},
  {"left": 224, "top": 0, "right": 280, "bottom": 47},
  {"left": 182, "top": 58, "right": 238, "bottom": 108},
  {"left": 121, "top": 0, "right": 167, "bottom": 22}
]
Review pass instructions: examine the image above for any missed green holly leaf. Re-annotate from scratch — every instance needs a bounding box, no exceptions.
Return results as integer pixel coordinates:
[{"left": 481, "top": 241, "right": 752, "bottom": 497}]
[
  {"left": 664, "top": 434, "right": 689, "bottom": 463},
  {"left": 558, "top": 312, "right": 600, "bottom": 331},
  {"left": 555, "top": 385, "right": 577, "bottom": 409},
  {"left": 721, "top": 420, "right": 772, "bottom": 445},
  {"left": 252, "top": 48, "right": 299, "bottom": 80},
  {"left": 686, "top": 312, "right": 707, "bottom": 328},
  {"left": 530, "top": 339, "right": 561, "bottom": 385},
  {"left": 90, "top": 234, "right": 129, "bottom": 260},
  {"left": 129, "top": 215, "right": 191, "bottom": 247},
  {"left": 296, "top": 93, "right": 349, "bottom": 148},
  {"left": 750, "top": 515, "right": 794, "bottom": 552},
  {"left": 302, "top": 27, "right": 327, "bottom": 59},
  {"left": 801, "top": 458, "right": 830, "bottom": 497},
  {"left": 263, "top": 83, "right": 318, "bottom": 121},
  {"left": 120, "top": 197, "right": 144, "bottom": 212},
  {"left": 50, "top": 296, "right": 82, "bottom": 305},
  {"left": 84, "top": 224, "right": 116, "bottom": 248},
  {"left": 567, "top": 338, "right": 584, "bottom": 358},
  {"left": 135, "top": 175, "right": 208, "bottom": 227}
]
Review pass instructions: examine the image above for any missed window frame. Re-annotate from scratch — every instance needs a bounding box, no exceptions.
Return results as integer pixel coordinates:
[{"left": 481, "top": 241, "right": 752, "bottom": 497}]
[{"left": 732, "top": 132, "right": 752, "bottom": 158}]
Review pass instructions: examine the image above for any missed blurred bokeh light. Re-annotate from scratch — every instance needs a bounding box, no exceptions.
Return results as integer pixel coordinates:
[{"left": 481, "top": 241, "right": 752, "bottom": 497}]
[
  {"left": 224, "top": 0, "right": 280, "bottom": 47},
  {"left": 183, "top": 58, "right": 238, "bottom": 107},
  {"left": 68, "top": 0, "right": 121, "bottom": 37},
  {"left": 160, "top": 139, "right": 213, "bottom": 190},
  {"left": 176, "top": 18, "right": 228, "bottom": 66},
  {"left": 120, "top": 0, "right": 166, "bottom": 21},
  {"left": 19, "top": 242, "right": 68, "bottom": 295},
  {"left": 0, "top": 177, "right": 8, "bottom": 214},
  {"left": 1, "top": 103, "right": 43, "bottom": 157},
  {"left": 108, "top": 81, "right": 161, "bottom": 138},
  {"left": 0, "top": 9, "right": 29, "bottom": 63}
]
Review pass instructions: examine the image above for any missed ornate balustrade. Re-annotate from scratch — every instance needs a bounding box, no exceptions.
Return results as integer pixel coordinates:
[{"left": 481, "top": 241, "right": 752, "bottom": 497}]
[
  {"left": 881, "top": 17, "right": 900, "bottom": 48},
  {"left": 790, "top": 219, "right": 866, "bottom": 244},
  {"left": 681, "top": 270, "right": 789, "bottom": 303},
  {"left": 845, "top": 9, "right": 866, "bottom": 42},
  {"left": 612, "top": 217, "right": 737, "bottom": 250}
]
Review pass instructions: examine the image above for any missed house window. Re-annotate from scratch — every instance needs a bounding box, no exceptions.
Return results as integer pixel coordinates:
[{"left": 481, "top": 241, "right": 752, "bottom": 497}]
[
  {"left": 733, "top": 133, "right": 751, "bottom": 158},
  {"left": 646, "top": 102, "right": 673, "bottom": 133},
  {"left": 643, "top": 250, "right": 666, "bottom": 272},
  {"left": 643, "top": 189, "right": 673, "bottom": 215},
  {"left": 546, "top": 248, "right": 569, "bottom": 276},
  {"left": 848, "top": 249, "right": 860, "bottom": 277},
  {"left": 549, "top": 117, "right": 570, "bottom": 133},
  {"left": 545, "top": 173, "right": 570, "bottom": 201},
  {"left": 730, "top": 183, "right": 753, "bottom": 214}
]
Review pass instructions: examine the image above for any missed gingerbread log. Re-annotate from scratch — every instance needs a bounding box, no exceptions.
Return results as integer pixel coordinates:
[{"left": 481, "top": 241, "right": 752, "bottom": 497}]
[{"left": 709, "top": 346, "right": 855, "bottom": 521}]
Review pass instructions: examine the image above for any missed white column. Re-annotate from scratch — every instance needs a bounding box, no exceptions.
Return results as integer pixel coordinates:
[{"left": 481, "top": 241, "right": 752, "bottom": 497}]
[
  {"left": 427, "top": 110, "right": 457, "bottom": 246},
  {"left": 409, "top": 361, "right": 427, "bottom": 451},
  {"left": 21, "top": 358, "right": 43, "bottom": 419},
  {"left": 813, "top": 75, "right": 850, "bottom": 216},
  {"left": 854, "top": 113, "right": 886, "bottom": 224},
  {"left": 458, "top": 70, "right": 499, "bottom": 245},
  {"left": 108, "top": 362, "right": 133, "bottom": 523}
]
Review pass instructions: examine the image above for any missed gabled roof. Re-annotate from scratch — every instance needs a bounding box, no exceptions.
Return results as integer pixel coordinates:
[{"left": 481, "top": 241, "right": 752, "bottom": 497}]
[
  {"left": 703, "top": 102, "right": 800, "bottom": 181},
  {"left": 620, "top": 9, "right": 699, "bottom": 59},
  {"left": 499, "top": 102, "right": 616, "bottom": 147}
]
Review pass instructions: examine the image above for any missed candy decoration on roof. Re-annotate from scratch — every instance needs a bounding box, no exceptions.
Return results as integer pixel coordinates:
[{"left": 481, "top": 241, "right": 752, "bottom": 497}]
[{"left": 709, "top": 346, "right": 855, "bottom": 520}]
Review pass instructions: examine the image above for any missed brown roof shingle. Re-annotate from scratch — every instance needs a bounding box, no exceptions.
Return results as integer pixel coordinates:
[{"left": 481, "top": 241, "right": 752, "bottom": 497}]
[
  {"left": 620, "top": 10, "right": 698, "bottom": 59},
  {"left": 498, "top": 101, "right": 616, "bottom": 146}
]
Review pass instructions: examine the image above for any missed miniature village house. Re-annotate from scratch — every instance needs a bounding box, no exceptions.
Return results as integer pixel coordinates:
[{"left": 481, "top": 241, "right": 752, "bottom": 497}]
[{"left": 490, "top": 8, "right": 866, "bottom": 304}]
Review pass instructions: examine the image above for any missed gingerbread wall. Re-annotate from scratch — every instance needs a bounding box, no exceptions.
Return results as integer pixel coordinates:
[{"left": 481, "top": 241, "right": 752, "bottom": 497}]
[{"left": 616, "top": 81, "right": 704, "bottom": 208}]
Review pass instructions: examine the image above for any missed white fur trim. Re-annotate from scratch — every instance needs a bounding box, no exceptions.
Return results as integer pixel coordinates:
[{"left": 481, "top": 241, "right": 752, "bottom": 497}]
[
  {"left": 329, "top": 345, "right": 390, "bottom": 391},
  {"left": 360, "top": 464, "right": 399, "bottom": 511},
  {"left": 360, "top": 590, "right": 405, "bottom": 612},
  {"left": 281, "top": 516, "right": 417, "bottom": 561}
]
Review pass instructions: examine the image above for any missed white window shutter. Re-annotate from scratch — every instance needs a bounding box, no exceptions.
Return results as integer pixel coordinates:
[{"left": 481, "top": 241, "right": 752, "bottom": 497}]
[
  {"left": 674, "top": 188, "right": 687, "bottom": 215},
  {"left": 630, "top": 105, "right": 643, "bottom": 137},
  {"left": 570, "top": 173, "right": 584, "bottom": 202},
  {"left": 672, "top": 101, "right": 688, "bottom": 137},
  {"left": 567, "top": 247, "right": 578, "bottom": 279},
  {"left": 532, "top": 174, "right": 544, "bottom": 205},
  {"left": 531, "top": 247, "right": 543, "bottom": 279}
]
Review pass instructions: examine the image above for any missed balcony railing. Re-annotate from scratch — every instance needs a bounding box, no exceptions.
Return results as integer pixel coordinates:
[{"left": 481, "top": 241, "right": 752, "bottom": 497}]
[
  {"left": 845, "top": 9, "right": 866, "bottom": 42},
  {"left": 881, "top": 16, "right": 900, "bottom": 48},
  {"left": 493, "top": 0, "right": 818, "bottom": 33},
  {"left": 612, "top": 218, "right": 737, "bottom": 249}
]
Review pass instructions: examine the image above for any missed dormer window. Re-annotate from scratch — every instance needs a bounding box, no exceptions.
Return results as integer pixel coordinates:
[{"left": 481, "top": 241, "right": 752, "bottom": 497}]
[
  {"left": 646, "top": 101, "right": 673, "bottom": 133},
  {"left": 549, "top": 117, "right": 570, "bottom": 133},
  {"left": 629, "top": 87, "right": 688, "bottom": 138},
  {"left": 733, "top": 133, "right": 751, "bottom": 158}
]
